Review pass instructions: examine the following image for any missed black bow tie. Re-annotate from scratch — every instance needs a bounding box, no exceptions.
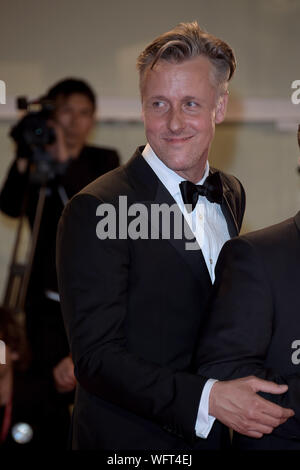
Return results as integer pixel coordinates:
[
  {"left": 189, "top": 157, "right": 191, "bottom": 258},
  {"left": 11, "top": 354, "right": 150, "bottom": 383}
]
[{"left": 179, "top": 172, "right": 223, "bottom": 213}]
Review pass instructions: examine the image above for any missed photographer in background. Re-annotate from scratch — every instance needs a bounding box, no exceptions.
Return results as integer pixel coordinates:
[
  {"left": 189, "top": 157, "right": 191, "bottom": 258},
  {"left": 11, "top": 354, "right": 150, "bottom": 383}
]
[{"left": 0, "top": 78, "right": 120, "bottom": 401}]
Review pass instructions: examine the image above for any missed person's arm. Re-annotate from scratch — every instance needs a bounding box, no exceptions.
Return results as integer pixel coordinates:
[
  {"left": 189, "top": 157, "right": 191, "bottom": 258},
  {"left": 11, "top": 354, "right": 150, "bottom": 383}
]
[
  {"left": 196, "top": 237, "right": 300, "bottom": 440},
  {"left": 52, "top": 355, "right": 76, "bottom": 393}
]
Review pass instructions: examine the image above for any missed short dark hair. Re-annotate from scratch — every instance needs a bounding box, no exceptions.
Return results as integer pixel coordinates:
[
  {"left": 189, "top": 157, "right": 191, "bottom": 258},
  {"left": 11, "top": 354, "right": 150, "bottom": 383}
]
[
  {"left": 45, "top": 78, "right": 96, "bottom": 110},
  {"left": 137, "top": 21, "right": 236, "bottom": 94}
]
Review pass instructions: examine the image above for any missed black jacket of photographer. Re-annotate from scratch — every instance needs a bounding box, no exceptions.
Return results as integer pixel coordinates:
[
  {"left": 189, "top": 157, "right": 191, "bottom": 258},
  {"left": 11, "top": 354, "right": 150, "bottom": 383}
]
[{"left": 0, "top": 145, "right": 120, "bottom": 370}]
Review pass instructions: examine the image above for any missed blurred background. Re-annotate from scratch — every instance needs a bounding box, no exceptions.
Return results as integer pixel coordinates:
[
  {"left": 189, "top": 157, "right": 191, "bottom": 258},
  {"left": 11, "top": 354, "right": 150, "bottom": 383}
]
[{"left": 0, "top": 0, "right": 299, "bottom": 299}]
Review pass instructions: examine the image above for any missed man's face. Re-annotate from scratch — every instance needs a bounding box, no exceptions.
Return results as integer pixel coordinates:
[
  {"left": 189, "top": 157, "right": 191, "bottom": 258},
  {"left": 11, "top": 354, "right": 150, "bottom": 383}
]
[
  {"left": 141, "top": 56, "right": 228, "bottom": 182},
  {"left": 54, "top": 93, "right": 95, "bottom": 149}
]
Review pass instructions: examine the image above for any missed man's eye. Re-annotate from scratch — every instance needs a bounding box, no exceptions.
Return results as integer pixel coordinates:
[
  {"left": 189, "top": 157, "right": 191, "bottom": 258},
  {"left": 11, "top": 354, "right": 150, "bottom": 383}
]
[
  {"left": 152, "top": 101, "right": 164, "bottom": 108},
  {"left": 186, "top": 101, "right": 198, "bottom": 107}
]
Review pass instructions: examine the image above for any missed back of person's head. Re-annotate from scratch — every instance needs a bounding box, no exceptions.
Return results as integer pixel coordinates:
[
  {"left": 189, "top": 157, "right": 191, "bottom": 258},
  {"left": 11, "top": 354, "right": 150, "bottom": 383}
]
[
  {"left": 0, "top": 308, "right": 30, "bottom": 371},
  {"left": 137, "top": 21, "right": 236, "bottom": 94},
  {"left": 45, "top": 78, "right": 97, "bottom": 111}
]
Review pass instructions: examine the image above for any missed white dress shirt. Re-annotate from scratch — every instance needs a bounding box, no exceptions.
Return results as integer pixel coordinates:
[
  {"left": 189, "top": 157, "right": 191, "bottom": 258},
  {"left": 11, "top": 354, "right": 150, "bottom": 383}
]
[{"left": 142, "top": 143, "right": 230, "bottom": 438}]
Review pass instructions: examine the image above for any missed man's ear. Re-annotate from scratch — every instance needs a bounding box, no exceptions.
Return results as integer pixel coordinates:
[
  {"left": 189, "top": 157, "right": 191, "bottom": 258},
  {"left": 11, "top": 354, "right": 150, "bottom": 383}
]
[{"left": 215, "top": 91, "right": 229, "bottom": 124}]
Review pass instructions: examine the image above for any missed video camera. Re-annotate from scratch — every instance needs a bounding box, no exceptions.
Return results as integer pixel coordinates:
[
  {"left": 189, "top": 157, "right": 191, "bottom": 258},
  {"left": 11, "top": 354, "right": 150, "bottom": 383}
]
[
  {"left": 10, "top": 96, "right": 56, "bottom": 156},
  {"left": 9, "top": 97, "right": 60, "bottom": 183}
]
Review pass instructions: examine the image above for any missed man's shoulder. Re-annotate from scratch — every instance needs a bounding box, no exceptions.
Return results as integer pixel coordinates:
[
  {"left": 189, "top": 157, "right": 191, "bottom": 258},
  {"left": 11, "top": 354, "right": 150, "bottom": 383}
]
[
  {"left": 216, "top": 215, "right": 299, "bottom": 283},
  {"left": 75, "top": 147, "right": 143, "bottom": 202},
  {"left": 242, "top": 215, "right": 297, "bottom": 244},
  {"left": 211, "top": 166, "right": 243, "bottom": 194},
  {"left": 226, "top": 214, "right": 299, "bottom": 261},
  {"left": 78, "top": 164, "right": 129, "bottom": 203}
]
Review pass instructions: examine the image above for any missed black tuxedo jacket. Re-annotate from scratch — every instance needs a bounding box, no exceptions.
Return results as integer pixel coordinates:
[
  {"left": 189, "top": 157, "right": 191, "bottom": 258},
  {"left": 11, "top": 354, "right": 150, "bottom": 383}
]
[
  {"left": 196, "top": 211, "right": 300, "bottom": 450},
  {"left": 56, "top": 146, "right": 245, "bottom": 450}
]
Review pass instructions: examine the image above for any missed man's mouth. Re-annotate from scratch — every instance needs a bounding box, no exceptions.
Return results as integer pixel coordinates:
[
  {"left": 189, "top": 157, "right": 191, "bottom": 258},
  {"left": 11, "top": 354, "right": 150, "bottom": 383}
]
[{"left": 163, "top": 136, "right": 193, "bottom": 144}]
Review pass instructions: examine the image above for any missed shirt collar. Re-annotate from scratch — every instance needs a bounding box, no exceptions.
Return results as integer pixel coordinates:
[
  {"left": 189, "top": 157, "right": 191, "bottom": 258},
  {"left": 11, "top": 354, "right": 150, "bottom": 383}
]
[{"left": 142, "top": 143, "right": 210, "bottom": 198}]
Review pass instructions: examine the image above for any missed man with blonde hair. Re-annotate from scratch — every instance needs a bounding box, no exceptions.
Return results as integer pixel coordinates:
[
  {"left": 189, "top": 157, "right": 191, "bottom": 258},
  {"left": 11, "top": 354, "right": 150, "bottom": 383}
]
[{"left": 57, "top": 22, "right": 293, "bottom": 450}]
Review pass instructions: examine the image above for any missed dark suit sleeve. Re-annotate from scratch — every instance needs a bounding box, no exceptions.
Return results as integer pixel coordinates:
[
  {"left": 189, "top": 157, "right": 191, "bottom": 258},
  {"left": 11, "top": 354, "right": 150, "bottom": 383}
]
[
  {"left": 196, "top": 237, "right": 300, "bottom": 440},
  {"left": 56, "top": 193, "right": 207, "bottom": 441}
]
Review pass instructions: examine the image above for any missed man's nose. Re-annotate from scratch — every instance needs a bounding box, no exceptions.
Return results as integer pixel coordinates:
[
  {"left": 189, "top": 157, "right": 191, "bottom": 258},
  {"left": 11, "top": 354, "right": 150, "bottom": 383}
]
[{"left": 167, "top": 107, "right": 185, "bottom": 133}]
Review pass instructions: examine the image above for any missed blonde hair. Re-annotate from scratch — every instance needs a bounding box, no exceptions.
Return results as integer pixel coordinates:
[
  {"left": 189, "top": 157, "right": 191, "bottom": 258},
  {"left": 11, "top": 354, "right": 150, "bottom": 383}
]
[{"left": 137, "top": 21, "right": 236, "bottom": 94}]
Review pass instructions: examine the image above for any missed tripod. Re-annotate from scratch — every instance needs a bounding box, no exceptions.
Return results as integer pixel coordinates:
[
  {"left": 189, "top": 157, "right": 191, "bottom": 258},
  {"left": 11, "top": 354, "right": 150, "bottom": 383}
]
[{"left": 2, "top": 148, "right": 60, "bottom": 316}]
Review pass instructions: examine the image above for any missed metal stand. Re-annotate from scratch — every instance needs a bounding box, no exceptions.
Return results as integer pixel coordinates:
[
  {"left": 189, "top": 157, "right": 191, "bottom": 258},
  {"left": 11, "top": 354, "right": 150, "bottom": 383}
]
[
  {"left": 2, "top": 150, "right": 55, "bottom": 315},
  {"left": 2, "top": 184, "right": 47, "bottom": 314}
]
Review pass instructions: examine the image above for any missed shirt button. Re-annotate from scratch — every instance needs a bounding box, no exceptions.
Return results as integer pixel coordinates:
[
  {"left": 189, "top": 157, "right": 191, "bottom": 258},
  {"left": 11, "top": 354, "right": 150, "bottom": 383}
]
[{"left": 210, "top": 258, "right": 213, "bottom": 264}]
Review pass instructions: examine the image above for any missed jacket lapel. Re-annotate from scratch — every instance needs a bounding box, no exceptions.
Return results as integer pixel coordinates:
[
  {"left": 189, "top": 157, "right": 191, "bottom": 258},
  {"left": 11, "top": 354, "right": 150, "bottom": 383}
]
[
  {"left": 152, "top": 182, "right": 211, "bottom": 284},
  {"left": 125, "top": 148, "right": 211, "bottom": 285},
  {"left": 209, "top": 168, "right": 239, "bottom": 237},
  {"left": 221, "top": 194, "right": 239, "bottom": 237},
  {"left": 125, "top": 149, "right": 241, "bottom": 284}
]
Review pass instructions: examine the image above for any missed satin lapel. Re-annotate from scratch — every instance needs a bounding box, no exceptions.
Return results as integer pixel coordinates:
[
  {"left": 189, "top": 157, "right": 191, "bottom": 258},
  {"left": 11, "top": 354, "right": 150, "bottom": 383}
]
[
  {"left": 210, "top": 169, "right": 239, "bottom": 237},
  {"left": 125, "top": 149, "right": 212, "bottom": 285},
  {"left": 151, "top": 183, "right": 211, "bottom": 284},
  {"left": 221, "top": 193, "right": 239, "bottom": 237}
]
